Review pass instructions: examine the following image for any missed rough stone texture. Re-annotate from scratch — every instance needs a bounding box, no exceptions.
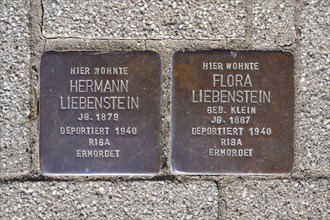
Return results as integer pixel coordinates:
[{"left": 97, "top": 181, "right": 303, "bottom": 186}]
[
  {"left": 253, "top": 0, "right": 295, "bottom": 47},
  {"left": 0, "top": 0, "right": 31, "bottom": 174},
  {"left": 222, "top": 179, "right": 330, "bottom": 219},
  {"left": 299, "top": 0, "right": 330, "bottom": 173},
  {"left": 0, "top": 181, "right": 218, "bottom": 219},
  {"left": 0, "top": 0, "right": 329, "bottom": 218},
  {"left": 301, "top": 0, "right": 330, "bottom": 52},
  {"left": 43, "top": 0, "right": 246, "bottom": 39},
  {"left": 299, "top": 52, "right": 330, "bottom": 172}
]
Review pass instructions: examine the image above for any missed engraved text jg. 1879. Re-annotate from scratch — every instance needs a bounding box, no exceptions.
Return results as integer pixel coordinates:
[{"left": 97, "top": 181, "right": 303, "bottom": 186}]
[
  {"left": 171, "top": 50, "right": 294, "bottom": 174},
  {"left": 40, "top": 51, "right": 162, "bottom": 175}
]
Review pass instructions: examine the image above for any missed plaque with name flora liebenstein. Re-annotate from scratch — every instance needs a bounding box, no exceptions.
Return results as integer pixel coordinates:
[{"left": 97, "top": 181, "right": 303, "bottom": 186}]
[
  {"left": 40, "top": 51, "right": 161, "bottom": 175},
  {"left": 171, "top": 50, "right": 294, "bottom": 174}
]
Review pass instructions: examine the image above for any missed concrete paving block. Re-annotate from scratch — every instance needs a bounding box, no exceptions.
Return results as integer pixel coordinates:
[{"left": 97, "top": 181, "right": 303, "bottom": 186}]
[
  {"left": 43, "top": 0, "right": 246, "bottom": 39},
  {"left": 222, "top": 178, "right": 330, "bottom": 219},
  {"left": 302, "top": 0, "right": 330, "bottom": 52},
  {"left": 253, "top": 0, "right": 295, "bottom": 47},
  {"left": 0, "top": 181, "right": 218, "bottom": 219},
  {"left": 0, "top": 0, "right": 31, "bottom": 174},
  {"left": 299, "top": 52, "right": 330, "bottom": 173}
]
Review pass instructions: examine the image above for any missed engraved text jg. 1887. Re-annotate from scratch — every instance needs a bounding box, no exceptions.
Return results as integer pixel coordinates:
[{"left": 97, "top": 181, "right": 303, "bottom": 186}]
[{"left": 171, "top": 50, "right": 294, "bottom": 174}]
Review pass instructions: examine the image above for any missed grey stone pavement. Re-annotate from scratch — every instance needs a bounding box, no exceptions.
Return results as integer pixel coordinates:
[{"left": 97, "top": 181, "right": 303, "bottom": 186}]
[
  {"left": 0, "top": 0, "right": 329, "bottom": 219},
  {"left": 0, "top": 181, "right": 218, "bottom": 219}
]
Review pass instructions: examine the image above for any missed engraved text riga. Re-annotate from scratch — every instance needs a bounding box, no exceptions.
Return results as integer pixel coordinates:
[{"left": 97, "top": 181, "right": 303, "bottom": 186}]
[
  {"left": 193, "top": 61, "right": 272, "bottom": 158},
  {"left": 60, "top": 66, "right": 140, "bottom": 159}
]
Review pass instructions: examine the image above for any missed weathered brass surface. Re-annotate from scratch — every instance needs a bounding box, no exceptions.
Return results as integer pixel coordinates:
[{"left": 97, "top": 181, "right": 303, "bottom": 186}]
[
  {"left": 171, "top": 50, "right": 294, "bottom": 174},
  {"left": 40, "top": 51, "right": 161, "bottom": 175}
]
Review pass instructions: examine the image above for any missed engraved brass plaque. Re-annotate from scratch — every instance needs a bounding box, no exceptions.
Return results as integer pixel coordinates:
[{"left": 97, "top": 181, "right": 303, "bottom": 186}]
[
  {"left": 40, "top": 51, "right": 161, "bottom": 175},
  {"left": 171, "top": 50, "right": 294, "bottom": 174}
]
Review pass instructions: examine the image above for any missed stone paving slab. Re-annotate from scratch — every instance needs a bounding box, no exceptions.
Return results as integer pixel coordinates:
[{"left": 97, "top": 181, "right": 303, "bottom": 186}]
[
  {"left": 253, "top": 0, "right": 295, "bottom": 47},
  {"left": 43, "top": 0, "right": 246, "bottom": 39},
  {"left": 0, "top": 0, "right": 31, "bottom": 174},
  {"left": 0, "top": 181, "right": 218, "bottom": 219},
  {"left": 299, "top": 0, "right": 330, "bottom": 173},
  {"left": 299, "top": 52, "right": 330, "bottom": 173},
  {"left": 302, "top": 0, "right": 330, "bottom": 52},
  {"left": 222, "top": 178, "right": 330, "bottom": 219}
]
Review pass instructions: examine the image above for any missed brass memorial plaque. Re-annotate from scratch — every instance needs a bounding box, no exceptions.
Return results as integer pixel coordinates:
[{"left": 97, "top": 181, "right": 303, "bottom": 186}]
[
  {"left": 171, "top": 50, "right": 294, "bottom": 174},
  {"left": 40, "top": 51, "right": 161, "bottom": 175}
]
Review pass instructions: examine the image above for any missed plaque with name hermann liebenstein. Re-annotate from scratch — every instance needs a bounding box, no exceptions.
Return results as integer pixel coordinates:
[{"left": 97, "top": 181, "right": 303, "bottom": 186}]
[
  {"left": 40, "top": 51, "right": 161, "bottom": 175},
  {"left": 171, "top": 50, "right": 294, "bottom": 174}
]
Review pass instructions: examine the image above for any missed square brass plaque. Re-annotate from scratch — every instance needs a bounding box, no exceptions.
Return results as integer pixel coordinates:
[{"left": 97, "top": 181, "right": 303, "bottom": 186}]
[
  {"left": 171, "top": 50, "right": 294, "bottom": 174},
  {"left": 40, "top": 51, "right": 161, "bottom": 175}
]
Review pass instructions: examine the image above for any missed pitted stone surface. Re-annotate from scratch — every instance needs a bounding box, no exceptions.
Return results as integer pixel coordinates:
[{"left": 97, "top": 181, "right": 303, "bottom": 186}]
[
  {"left": 0, "top": 181, "right": 218, "bottom": 219},
  {"left": 222, "top": 179, "right": 330, "bottom": 219},
  {"left": 299, "top": 0, "right": 330, "bottom": 173},
  {"left": 43, "top": 0, "right": 246, "bottom": 39},
  {"left": 253, "top": 0, "right": 295, "bottom": 47},
  {"left": 0, "top": 0, "right": 31, "bottom": 174},
  {"left": 299, "top": 52, "right": 330, "bottom": 172},
  {"left": 302, "top": 0, "right": 330, "bottom": 52}
]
